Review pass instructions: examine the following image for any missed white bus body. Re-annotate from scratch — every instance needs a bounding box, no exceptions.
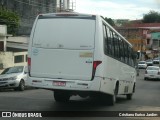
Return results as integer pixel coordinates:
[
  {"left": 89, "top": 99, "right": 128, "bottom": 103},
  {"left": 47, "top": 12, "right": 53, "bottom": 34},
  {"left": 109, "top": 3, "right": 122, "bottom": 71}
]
[{"left": 27, "top": 13, "right": 136, "bottom": 105}]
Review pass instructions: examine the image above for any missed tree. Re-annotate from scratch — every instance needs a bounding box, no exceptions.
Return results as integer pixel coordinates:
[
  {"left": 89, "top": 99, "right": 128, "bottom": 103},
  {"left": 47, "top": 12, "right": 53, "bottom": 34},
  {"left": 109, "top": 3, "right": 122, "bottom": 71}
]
[
  {"left": 104, "top": 17, "right": 115, "bottom": 26},
  {"left": 0, "top": 7, "right": 20, "bottom": 35},
  {"left": 142, "top": 10, "right": 160, "bottom": 23}
]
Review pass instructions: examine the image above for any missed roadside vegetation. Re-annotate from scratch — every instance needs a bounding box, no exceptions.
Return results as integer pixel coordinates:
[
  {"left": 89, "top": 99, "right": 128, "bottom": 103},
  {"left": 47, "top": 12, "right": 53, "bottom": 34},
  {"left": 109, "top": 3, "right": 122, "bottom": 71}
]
[
  {"left": 143, "top": 10, "right": 160, "bottom": 23},
  {"left": 104, "top": 10, "right": 160, "bottom": 27},
  {"left": 0, "top": 7, "right": 20, "bottom": 35}
]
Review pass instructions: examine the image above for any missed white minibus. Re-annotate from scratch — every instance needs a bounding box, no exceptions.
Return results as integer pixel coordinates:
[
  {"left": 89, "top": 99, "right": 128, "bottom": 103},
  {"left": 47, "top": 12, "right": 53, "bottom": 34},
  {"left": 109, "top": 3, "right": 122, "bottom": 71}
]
[{"left": 27, "top": 12, "right": 136, "bottom": 105}]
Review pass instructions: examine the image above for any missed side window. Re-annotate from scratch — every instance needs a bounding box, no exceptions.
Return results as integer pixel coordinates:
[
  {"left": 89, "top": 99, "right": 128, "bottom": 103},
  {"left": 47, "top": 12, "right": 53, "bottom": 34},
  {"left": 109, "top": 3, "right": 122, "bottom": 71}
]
[
  {"left": 119, "top": 38, "right": 124, "bottom": 62},
  {"left": 103, "top": 22, "right": 134, "bottom": 67},
  {"left": 110, "top": 30, "right": 114, "bottom": 57},
  {"left": 128, "top": 46, "right": 131, "bottom": 66},
  {"left": 125, "top": 43, "right": 130, "bottom": 64},
  {"left": 106, "top": 28, "right": 112, "bottom": 56},
  {"left": 103, "top": 23, "right": 113, "bottom": 57},
  {"left": 103, "top": 24, "right": 107, "bottom": 55},
  {"left": 114, "top": 34, "right": 120, "bottom": 59},
  {"left": 122, "top": 41, "right": 127, "bottom": 63},
  {"left": 130, "top": 48, "right": 135, "bottom": 67}
]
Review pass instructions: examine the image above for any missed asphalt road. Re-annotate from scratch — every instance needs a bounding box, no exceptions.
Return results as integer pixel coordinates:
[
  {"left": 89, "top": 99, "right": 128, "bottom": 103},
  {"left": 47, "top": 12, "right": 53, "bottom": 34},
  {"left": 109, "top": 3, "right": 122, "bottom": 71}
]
[{"left": 0, "top": 69, "right": 160, "bottom": 120}]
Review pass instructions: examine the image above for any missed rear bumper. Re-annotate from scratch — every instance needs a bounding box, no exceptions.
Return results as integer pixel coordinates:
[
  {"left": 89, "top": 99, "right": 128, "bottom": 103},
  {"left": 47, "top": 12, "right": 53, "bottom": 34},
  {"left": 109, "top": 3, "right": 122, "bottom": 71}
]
[
  {"left": 27, "top": 76, "right": 101, "bottom": 92},
  {"left": 144, "top": 74, "right": 160, "bottom": 79},
  {"left": 153, "top": 61, "right": 159, "bottom": 64},
  {"left": 138, "top": 66, "right": 146, "bottom": 69}
]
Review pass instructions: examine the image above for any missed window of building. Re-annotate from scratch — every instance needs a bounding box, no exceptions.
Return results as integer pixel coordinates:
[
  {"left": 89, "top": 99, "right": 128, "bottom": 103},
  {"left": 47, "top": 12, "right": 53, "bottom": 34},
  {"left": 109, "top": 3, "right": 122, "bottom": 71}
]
[{"left": 14, "top": 55, "right": 24, "bottom": 63}]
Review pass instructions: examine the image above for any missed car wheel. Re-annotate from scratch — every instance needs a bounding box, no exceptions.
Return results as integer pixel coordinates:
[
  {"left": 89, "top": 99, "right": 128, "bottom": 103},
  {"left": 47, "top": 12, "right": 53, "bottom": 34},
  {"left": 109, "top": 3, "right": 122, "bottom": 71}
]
[
  {"left": 54, "top": 90, "right": 70, "bottom": 102},
  {"left": 18, "top": 80, "right": 25, "bottom": 91},
  {"left": 126, "top": 94, "right": 132, "bottom": 100}
]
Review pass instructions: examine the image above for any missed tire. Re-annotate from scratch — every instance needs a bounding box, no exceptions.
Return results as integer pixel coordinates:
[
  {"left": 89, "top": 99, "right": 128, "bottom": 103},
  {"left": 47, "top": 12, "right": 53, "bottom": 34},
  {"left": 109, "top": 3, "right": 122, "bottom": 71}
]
[
  {"left": 126, "top": 83, "right": 135, "bottom": 100},
  {"left": 144, "top": 77, "right": 147, "bottom": 80},
  {"left": 18, "top": 80, "right": 25, "bottom": 91},
  {"left": 108, "top": 94, "right": 116, "bottom": 106},
  {"left": 54, "top": 90, "right": 70, "bottom": 102},
  {"left": 108, "top": 84, "right": 118, "bottom": 106},
  {"left": 126, "top": 94, "right": 132, "bottom": 100}
]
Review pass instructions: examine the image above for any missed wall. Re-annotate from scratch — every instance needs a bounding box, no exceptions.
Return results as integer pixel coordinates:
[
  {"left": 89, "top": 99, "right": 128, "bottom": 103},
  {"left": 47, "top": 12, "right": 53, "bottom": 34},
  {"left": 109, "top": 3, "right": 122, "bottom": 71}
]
[
  {"left": 0, "top": 0, "right": 57, "bottom": 35},
  {"left": 116, "top": 28, "right": 148, "bottom": 52},
  {"left": 128, "top": 39, "right": 146, "bottom": 52},
  {"left": 0, "top": 51, "right": 27, "bottom": 73},
  {"left": 6, "top": 36, "right": 29, "bottom": 51},
  {"left": 7, "top": 36, "right": 29, "bottom": 44},
  {"left": 0, "top": 52, "right": 13, "bottom": 69},
  {"left": 0, "top": 25, "right": 7, "bottom": 51}
]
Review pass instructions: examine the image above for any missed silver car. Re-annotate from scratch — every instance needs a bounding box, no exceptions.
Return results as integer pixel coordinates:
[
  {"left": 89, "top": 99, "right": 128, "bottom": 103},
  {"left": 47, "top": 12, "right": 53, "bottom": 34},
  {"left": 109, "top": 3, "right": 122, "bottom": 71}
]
[
  {"left": 138, "top": 61, "right": 147, "bottom": 69},
  {"left": 146, "top": 59, "right": 153, "bottom": 66},
  {"left": 144, "top": 66, "right": 160, "bottom": 80},
  {"left": 153, "top": 58, "right": 160, "bottom": 64},
  {"left": 0, "top": 66, "right": 27, "bottom": 91}
]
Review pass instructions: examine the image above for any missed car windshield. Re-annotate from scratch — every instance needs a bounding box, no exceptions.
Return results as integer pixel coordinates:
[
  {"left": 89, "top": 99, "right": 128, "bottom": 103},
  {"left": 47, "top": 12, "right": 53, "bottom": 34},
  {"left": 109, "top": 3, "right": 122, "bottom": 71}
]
[
  {"left": 147, "top": 67, "right": 159, "bottom": 70},
  {"left": 139, "top": 61, "right": 145, "bottom": 64},
  {"left": 1, "top": 66, "right": 24, "bottom": 75}
]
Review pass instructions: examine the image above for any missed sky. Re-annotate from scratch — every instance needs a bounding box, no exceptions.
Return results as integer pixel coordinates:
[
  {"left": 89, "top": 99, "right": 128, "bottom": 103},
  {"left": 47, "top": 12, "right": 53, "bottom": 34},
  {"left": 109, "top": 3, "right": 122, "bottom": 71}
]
[{"left": 75, "top": 0, "right": 160, "bottom": 20}]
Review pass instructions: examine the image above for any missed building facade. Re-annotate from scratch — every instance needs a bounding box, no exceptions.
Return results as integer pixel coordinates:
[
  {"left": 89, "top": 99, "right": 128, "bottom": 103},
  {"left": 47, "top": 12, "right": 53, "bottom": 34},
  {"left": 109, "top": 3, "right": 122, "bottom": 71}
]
[
  {"left": 116, "top": 27, "right": 148, "bottom": 52},
  {"left": 0, "top": 0, "right": 57, "bottom": 35},
  {"left": 116, "top": 23, "right": 160, "bottom": 52},
  {"left": 0, "top": 25, "right": 7, "bottom": 51}
]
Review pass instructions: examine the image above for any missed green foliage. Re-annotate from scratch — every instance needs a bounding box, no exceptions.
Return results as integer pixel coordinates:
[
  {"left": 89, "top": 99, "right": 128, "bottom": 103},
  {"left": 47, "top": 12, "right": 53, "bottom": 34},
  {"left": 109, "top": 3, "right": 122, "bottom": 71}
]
[
  {"left": 0, "top": 7, "right": 20, "bottom": 35},
  {"left": 142, "top": 10, "right": 160, "bottom": 23},
  {"left": 104, "top": 17, "right": 115, "bottom": 26}
]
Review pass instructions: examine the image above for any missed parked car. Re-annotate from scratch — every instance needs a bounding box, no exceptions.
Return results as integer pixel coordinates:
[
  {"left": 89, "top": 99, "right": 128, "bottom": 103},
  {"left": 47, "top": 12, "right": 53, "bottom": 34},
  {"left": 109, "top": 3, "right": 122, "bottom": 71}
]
[
  {"left": 146, "top": 59, "right": 153, "bottom": 66},
  {"left": 144, "top": 66, "right": 160, "bottom": 80},
  {"left": 138, "top": 61, "right": 147, "bottom": 69},
  {"left": 0, "top": 66, "right": 27, "bottom": 91},
  {"left": 153, "top": 58, "right": 160, "bottom": 64}
]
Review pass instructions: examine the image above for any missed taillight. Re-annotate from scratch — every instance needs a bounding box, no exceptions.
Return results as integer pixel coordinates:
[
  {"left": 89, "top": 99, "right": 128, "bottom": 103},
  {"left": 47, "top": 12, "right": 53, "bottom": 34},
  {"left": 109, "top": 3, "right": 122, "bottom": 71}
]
[
  {"left": 91, "top": 61, "right": 102, "bottom": 80},
  {"left": 28, "top": 57, "right": 31, "bottom": 76}
]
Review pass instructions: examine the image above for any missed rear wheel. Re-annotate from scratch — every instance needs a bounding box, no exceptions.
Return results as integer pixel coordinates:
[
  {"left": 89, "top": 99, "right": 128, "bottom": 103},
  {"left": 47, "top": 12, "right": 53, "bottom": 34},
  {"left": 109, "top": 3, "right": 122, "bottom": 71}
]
[
  {"left": 108, "top": 94, "right": 116, "bottom": 106},
  {"left": 126, "top": 83, "right": 135, "bottom": 100},
  {"left": 54, "top": 90, "right": 70, "bottom": 102},
  {"left": 144, "top": 77, "right": 147, "bottom": 80},
  {"left": 108, "top": 84, "right": 118, "bottom": 106},
  {"left": 126, "top": 94, "right": 132, "bottom": 100}
]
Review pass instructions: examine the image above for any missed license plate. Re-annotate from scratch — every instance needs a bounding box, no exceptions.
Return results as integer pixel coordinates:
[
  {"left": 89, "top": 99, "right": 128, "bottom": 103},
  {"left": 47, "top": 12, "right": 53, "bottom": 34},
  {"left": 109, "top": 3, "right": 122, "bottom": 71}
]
[{"left": 53, "top": 81, "right": 66, "bottom": 86}]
